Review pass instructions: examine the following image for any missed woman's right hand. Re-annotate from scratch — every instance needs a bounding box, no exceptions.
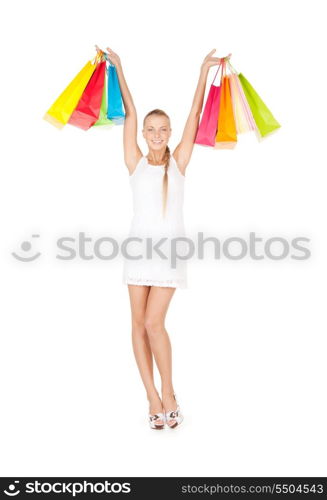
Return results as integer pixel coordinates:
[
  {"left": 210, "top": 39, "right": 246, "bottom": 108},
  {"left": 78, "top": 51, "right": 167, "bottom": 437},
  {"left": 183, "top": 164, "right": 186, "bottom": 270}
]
[
  {"left": 200, "top": 49, "right": 221, "bottom": 71},
  {"left": 105, "top": 47, "right": 121, "bottom": 67}
]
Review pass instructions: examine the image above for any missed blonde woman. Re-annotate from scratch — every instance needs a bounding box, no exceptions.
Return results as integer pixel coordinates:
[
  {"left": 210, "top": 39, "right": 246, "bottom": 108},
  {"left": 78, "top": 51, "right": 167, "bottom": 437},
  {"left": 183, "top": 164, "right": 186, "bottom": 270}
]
[{"left": 105, "top": 47, "right": 220, "bottom": 429}]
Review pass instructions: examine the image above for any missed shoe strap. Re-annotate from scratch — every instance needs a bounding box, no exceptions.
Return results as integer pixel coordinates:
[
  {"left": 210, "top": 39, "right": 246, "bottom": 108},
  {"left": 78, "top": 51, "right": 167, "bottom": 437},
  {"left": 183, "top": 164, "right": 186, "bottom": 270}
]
[
  {"left": 149, "top": 412, "right": 165, "bottom": 421},
  {"left": 165, "top": 406, "right": 180, "bottom": 419}
]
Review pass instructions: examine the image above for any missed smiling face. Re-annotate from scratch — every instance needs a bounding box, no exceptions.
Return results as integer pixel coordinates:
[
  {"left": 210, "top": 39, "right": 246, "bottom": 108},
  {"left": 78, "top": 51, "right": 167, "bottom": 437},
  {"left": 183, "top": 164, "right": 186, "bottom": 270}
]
[{"left": 142, "top": 114, "right": 172, "bottom": 153}]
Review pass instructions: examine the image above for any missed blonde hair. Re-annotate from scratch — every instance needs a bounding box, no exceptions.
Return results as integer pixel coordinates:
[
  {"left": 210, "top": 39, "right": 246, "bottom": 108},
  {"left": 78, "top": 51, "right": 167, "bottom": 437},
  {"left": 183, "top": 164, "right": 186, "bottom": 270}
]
[{"left": 143, "top": 109, "right": 170, "bottom": 217}]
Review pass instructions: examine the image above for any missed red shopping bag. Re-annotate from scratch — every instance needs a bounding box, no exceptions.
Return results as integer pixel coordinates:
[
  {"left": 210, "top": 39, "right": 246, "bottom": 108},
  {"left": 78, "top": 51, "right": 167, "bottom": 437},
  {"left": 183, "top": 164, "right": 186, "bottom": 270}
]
[
  {"left": 68, "top": 61, "right": 106, "bottom": 130},
  {"left": 195, "top": 62, "right": 222, "bottom": 147}
]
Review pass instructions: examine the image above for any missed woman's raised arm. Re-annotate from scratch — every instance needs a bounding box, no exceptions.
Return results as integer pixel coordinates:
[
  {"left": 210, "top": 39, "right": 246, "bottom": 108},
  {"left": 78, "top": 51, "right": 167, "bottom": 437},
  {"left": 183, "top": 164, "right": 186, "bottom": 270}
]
[
  {"left": 173, "top": 49, "right": 221, "bottom": 175},
  {"left": 106, "top": 47, "right": 142, "bottom": 174}
]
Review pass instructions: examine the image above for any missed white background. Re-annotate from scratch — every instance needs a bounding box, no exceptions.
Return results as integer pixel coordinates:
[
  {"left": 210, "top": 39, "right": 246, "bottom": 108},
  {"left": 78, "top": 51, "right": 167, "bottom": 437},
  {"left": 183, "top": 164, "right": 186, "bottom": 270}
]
[{"left": 1, "top": 0, "right": 326, "bottom": 477}]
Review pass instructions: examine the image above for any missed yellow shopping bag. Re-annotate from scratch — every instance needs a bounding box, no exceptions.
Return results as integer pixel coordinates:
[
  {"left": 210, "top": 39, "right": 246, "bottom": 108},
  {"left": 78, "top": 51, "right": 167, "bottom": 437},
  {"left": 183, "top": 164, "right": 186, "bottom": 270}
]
[{"left": 43, "top": 58, "right": 98, "bottom": 130}]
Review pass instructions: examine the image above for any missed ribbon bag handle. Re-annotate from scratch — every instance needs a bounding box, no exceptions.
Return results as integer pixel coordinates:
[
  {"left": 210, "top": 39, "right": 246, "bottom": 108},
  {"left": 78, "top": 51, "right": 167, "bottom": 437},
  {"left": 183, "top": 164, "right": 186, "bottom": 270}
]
[
  {"left": 226, "top": 58, "right": 238, "bottom": 75},
  {"left": 211, "top": 61, "right": 223, "bottom": 86},
  {"left": 93, "top": 45, "right": 107, "bottom": 65},
  {"left": 211, "top": 53, "right": 232, "bottom": 86}
]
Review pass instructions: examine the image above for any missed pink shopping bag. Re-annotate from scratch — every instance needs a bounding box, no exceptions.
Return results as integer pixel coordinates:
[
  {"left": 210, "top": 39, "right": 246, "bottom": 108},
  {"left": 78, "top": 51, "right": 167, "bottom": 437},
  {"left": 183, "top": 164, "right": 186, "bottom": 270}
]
[
  {"left": 227, "top": 60, "right": 257, "bottom": 134},
  {"left": 194, "top": 62, "right": 223, "bottom": 147}
]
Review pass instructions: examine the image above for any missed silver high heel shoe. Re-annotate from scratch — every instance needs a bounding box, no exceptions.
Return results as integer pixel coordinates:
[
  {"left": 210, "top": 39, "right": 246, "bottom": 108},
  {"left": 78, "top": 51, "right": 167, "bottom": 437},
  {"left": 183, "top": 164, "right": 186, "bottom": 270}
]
[
  {"left": 164, "top": 393, "right": 183, "bottom": 429},
  {"left": 148, "top": 410, "right": 166, "bottom": 430},
  {"left": 148, "top": 393, "right": 166, "bottom": 430}
]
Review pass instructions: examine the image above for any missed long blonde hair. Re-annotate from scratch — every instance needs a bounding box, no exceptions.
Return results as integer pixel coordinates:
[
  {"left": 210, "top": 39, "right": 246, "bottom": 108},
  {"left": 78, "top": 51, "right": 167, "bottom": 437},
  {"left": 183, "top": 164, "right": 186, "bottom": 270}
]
[{"left": 143, "top": 109, "right": 170, "bottom": 217}]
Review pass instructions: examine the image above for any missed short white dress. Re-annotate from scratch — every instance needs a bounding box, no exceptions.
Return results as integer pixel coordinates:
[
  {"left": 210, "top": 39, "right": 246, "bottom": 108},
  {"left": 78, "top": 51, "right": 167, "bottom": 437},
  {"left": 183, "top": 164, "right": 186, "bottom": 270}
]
[{"left": 122, "top": 155, "right": 188, "bottom": 288}]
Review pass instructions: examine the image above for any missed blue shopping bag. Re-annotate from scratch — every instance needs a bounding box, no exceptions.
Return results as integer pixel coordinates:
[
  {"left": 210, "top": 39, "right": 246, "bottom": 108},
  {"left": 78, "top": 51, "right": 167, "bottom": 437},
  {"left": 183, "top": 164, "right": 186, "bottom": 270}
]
[{"left": 107, "top": 63, "right": 125, "bottom": 125}]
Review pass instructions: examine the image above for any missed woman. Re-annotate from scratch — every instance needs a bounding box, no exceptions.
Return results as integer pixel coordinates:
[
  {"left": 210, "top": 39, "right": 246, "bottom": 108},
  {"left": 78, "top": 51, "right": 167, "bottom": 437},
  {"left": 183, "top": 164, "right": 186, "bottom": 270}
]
[{"left": 105, "top": 46, "right": 220, "bottom": 429}]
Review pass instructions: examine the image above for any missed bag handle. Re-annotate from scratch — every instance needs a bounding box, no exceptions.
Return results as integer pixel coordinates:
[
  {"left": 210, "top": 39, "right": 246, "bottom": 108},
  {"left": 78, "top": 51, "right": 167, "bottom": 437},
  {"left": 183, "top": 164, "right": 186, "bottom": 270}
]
[
  {"left": 94, "top": 46, "right": 113, "bottom": 66},
  {"left": 211, "top": 53, "right": 232, "bottom": 86},
  {"left": 226, "top": 59, "right": 238, "bottom": 75},
  {"left": 92, "top": 45, "right": 107, "bottom": 65},
  {"left": 211, "top": 61, "right": 223, "bottom": 86}
]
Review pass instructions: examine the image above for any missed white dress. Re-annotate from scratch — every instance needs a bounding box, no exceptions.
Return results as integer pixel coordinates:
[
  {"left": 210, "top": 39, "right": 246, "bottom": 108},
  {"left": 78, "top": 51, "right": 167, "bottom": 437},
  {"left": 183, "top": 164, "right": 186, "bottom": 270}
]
[{"left": 122, "top": 155, "right": 188, "bottom": 288}]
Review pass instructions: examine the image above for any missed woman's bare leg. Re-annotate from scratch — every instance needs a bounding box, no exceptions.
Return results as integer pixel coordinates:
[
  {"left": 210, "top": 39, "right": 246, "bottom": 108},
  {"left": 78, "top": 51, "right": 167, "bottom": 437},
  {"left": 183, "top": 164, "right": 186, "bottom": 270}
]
[
  {"left": 144, "top": 286, "right": 178, "bottom": 423},
  {"left": 127, "top": 284, "right": 164, "bottom": 419}
]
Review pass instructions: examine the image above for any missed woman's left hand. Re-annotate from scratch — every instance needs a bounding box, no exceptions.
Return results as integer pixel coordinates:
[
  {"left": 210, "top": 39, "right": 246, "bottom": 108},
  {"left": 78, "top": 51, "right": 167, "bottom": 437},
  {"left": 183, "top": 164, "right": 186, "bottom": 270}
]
[{"left": 201, "top": 49, "right": 221, "bottom": 71}]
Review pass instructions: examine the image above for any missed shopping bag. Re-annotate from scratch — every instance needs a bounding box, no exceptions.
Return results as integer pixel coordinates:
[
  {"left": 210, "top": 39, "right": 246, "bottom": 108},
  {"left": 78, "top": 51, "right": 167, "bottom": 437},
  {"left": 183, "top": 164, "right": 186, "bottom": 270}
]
[
  {"left": 195, "top": 62, "right": 222, "bottom": 147},
  {"left": 238, "top": 73, "right": 281, "bottom": 138},
  {"left": 228, "top": 73, "right": 257, "bottom": 134},
  {"left": 215, "top": 65, "right": 237, "bottom": 149},
  {"left": 68, "top": 61, "right": 106, "bottom": 130},
  {"left": 107, "top": 63, "right": 125, "bottom": 125},
  {"left": 93, "top": 65, "right": 114, "bottom": 127},
  {"left": 43, "top": 60, "right": 97, "bottom": 130}
]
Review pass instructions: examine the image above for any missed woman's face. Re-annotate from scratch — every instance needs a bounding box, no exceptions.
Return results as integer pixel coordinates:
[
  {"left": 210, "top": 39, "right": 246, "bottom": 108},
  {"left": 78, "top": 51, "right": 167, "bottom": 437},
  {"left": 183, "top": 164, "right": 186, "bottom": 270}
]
[{"left": 143, "top": 115, "right": 171, "bottom": 151}]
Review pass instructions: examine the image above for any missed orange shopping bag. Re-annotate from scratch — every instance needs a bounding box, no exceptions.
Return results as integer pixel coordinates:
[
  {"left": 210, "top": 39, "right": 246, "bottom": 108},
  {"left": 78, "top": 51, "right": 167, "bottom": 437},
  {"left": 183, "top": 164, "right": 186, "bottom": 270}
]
[{"left": 215, "top": 60, "right": 237, "bottom": 149}]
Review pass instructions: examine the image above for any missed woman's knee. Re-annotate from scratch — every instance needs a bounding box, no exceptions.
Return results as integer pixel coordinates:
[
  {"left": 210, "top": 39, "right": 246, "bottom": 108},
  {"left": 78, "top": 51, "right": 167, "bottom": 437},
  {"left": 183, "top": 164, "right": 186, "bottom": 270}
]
[
  {"left": 131, "top": 317, "right": 147, "bottom": 337},
  {"left": 144, "top": 316, "right": 164, "bottom": 335}
]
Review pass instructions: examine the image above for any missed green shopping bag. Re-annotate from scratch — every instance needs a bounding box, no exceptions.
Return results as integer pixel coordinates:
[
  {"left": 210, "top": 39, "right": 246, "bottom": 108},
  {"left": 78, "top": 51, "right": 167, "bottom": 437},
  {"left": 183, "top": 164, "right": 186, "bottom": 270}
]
[
  {"left": 238, "top": 73, "right": 281, "bottom": 137},
  {"left": 93, "top": 67, "right": 114, "bottom": 127}
]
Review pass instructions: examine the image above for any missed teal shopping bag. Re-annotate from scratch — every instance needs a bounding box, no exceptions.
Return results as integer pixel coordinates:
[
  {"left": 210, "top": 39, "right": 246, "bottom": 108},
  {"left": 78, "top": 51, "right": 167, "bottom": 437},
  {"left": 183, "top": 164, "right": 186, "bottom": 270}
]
[{"left": 107, "top": 63, "right": 125, "bottom": 125}]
